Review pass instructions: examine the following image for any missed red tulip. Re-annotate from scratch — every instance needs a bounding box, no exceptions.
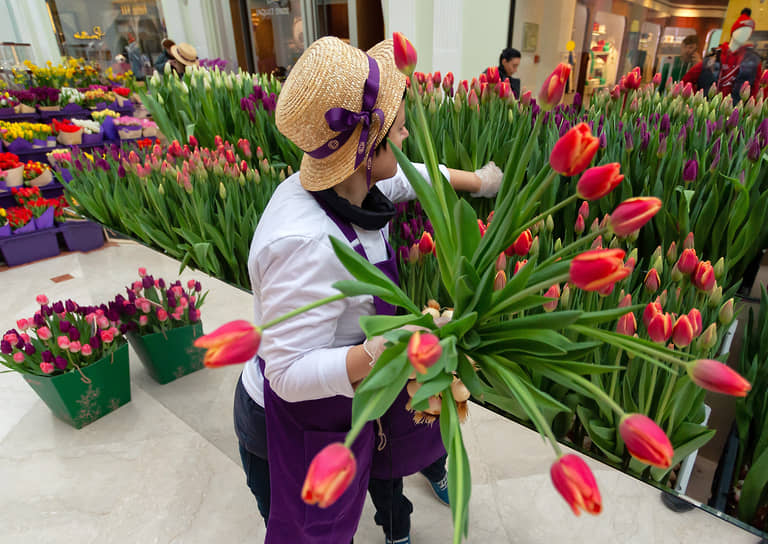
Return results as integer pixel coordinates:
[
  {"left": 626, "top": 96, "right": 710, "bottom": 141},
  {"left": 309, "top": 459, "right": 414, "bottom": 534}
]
[
  {"left": 538, "top": 63, "right": 571, "bottom": 110},
  {"left": 542, "top": 284, "right": 561, "bottom": 312},
  {"left": 194, "top": 319, "right": 262, "bottom": 367},
  {"left": 506, "top": 229, "right": 533, "bottom": 257},
  {"left": 302, "top": 443, "right": 357, "bottom": 508},
  {"left": 688, "top": 309, "right": 703, "bottom": 337},
  {"left": 676, "top": 248, "right": 699, "bottom": 275},
  {"left": 569, "top": 249, "right": 630, "bottom": 292},
  {"left": 550, "top": 454, "right": 602, "bottom": 516},
  {"left": 644, "top": 269, "right": 660, "bottom": 293},
  {"left": 520, "top": 90, "right": 532, "bottom": 106},
  {"left": 442, "top": 72, "right": 454, "bottom": 95},
  {"left": 418, "top": 231, "right": 435, "bottom": 255},
  {"left": 672, "top": 315, "right": 695, "bottom": 348},
  {"left": 393, "top": 32, "right": 417, "bottom": 76},
  {"left": 619, "top": 414, "right": 674, "bottom": 468},
  {"left": 513, "top": 259, "right": 528, "bottom": 275},
  {"left": 574, "top": 214, "right": 585, "bottom": 234},
  {"left": 687, "top": 359, "right": 752, "bottom": 397},
  {"left": 609, "top": 197, "right": 662, "bottom": 237},
  {"left": 407, "top": 331, "right": 442, "bottom": 374},
  {"left": 623, "top": 67, "right": 642, "bottom": 90},
  {"left": 652, "top": 72, "right": 662, "bottom": 86},
  {"left": 486, "top": 65, "right": 501, "bottom": 84},
  {"left": 692, "top": 261, "right": 715, "bottom": 292},
  {"left": 550, "top": 123, "right": 600, "bottom": 176},
  {"left": 616, "top": 311, "right": 637, "bottom": 336},
  {"left": 477, "top": 219, "right": 487, "bottom": 237},
  {"left": 683, "top": 232, "right": 695, "bottom": 250},
  {"left": 647, "top": 312, "right": 673, "bottom": 344},
  {"left": 576, "top": 163, "right": 624, "bottom": 200},
  {"left": 467, "top": 89, "right": 479, "bottom": 110},
  {"left": 498, "top": 80, "right": 511, "bottom": 100}
]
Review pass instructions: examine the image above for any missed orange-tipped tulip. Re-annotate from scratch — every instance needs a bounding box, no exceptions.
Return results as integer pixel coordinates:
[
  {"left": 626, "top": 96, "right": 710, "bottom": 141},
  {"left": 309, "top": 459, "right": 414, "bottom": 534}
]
[
  {"left": 494, "top": 270, "right": 507, "bottom": 291},
  {"left": 569, "top": 249, "right": 630, "bottom": 292},
  {"left": 194, "top": 320, "right": 262, "bottom": 367},
  {"left": 550, "top": 123, "right": 599, "bottom": 176},
  {"left": 692, "top": 260, "right": 715, "bottom": 292},
  {"left": 688, "top": 308, "right": 703, "bottom": 336},
  {"left": 538, "top": 63, "right": 571, "bottom": 111},
  {"left": 542, "top": 284, "right": 561, "bottom": 312},
  {"left": 643, "top": 301, "right": 662, "bottom": 328},
  {"left": 619, "top": 414, "right": 674, "bottom": 468},
  {"left": 644, "top": 268, "right": 660, "bottom": 293},
  {"left": 506, "top": 229, "right": 533, "bottom": 256},
  {"left": 609, "top": 197, "right": 662, "bottom": 237},
  {"left": 550, "top": 454, "right": 602, "bottom": 516},
  {"left": 676, "top": 248, "right": 699, "bottom": 275},
  {"left": 688, "top": 359, "right": 752, "bottom": 397},
  {"left": 302, "top": 443, "right": 357, "bottom": 508},
  {"left": 671, "top": 315, "right": 694, "bottom": 348},
  {"left": 576, "top": 163, "right": 624, "bottom": 201},
  {"left": 616, "top": 311, "right": 637, "bottom": 336},
  {"left": 647, "top": 312, "right": 673, "bottom": 344},
  {"left": 393, "top": 32, "right": 417, "bottom": 76},
  {"left": 407, "top": 331, "right": 442, "bottom": 374},
  {"left": 418, "top": 231, "right": 435, "bottom": 255}
]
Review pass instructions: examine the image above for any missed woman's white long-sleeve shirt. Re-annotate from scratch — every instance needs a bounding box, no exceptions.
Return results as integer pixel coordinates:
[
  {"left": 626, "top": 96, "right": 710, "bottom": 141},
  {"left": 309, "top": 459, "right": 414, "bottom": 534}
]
[{"left": 241, "top": 163, "right": 448, "bottom": 406}]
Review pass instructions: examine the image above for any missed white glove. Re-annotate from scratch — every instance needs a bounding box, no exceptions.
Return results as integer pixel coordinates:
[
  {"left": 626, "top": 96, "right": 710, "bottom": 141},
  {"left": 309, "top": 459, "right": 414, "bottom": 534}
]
[{"left": 470, "top": 161, "right": 503, "bottom": 198}]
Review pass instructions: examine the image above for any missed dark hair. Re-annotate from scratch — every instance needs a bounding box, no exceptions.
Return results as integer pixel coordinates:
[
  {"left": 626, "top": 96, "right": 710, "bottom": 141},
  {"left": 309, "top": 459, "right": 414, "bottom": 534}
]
[
  {"left": 682, "top": 35, "right": 698, "bottom": 46},
  {"left": 499, "top": 48, "right": 521, "bottom": 65},
  {"left": 374, "top": 89, "right": 407, "bottom": 154},
  {"left": 741, "top": 7, "right": 752, "bottom": 16}
]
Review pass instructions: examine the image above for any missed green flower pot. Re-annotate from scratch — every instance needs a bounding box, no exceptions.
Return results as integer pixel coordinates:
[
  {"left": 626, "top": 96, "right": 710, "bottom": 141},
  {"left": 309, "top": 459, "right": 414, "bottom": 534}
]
[
  {"left": 127, "top": 323, "right": 205, "bottom": 384},
  {"left": 22, "top": 343, "right": 131, "bottom": 429}
]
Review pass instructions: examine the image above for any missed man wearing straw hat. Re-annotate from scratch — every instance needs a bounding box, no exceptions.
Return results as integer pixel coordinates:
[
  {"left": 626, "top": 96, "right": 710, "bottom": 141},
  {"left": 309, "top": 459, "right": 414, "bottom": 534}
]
[{"left": 235, "top": 36, "right": 502, "bottom": 544}]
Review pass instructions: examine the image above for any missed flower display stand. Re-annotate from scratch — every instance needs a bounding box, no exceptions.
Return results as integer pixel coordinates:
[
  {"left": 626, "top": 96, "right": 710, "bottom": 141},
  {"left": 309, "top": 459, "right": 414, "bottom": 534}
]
[
  {"left": 58, "top": 220, "right": 105, "bottom": 252},
  {"left": 0, "top": 227, "right": 60, "bottom": 266},
  {"left": 127, "top": 323, "right": 205, "bottom": 384},
  {"left": 22, "top": 343, "right": 131, "bottom": 429}
]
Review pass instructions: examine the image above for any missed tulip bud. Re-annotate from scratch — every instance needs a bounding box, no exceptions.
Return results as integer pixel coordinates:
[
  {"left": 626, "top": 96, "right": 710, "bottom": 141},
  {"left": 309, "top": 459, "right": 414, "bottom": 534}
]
[
  {"left": 554, "top": 238, "right": 563, "bottom": 252},
  {"left": 672, "top": 315, "right": 695, "bottom": 348},
  {"left": 560, "top": 283, "right": 571, "bottom": 309},
  {"left": 546, "top": 215, "right": 554, "bottom": 232},
  {"left": 575, "top": 214, "right": 585, "bottom": 234},
  {"left": 708, "top": 284, "right": 722, "bottom": 307},
  {"left": 494, "top": 270, "right": 507, "bottom": 291},
  {"left": 495, "top": 252, "right": 507, "bottom": 272},
  {"left": 652, "top": 255, "right": 664, "bottom": 275},
  {"left": 740, "top": 81, "right": 751, "bottom": 102},
  {"left": 407, "top": 331, "right": 442, "bottom": 374},
  {"left": 538, "top": 63, "right": 571, "bottom": 111},
  {"left": 718, "top": 298, "right": 734, "bottom": 324},
  {"left": 529, "top": 235, "right": 540, "bottom": 257},
  {"left": 682, "top": 159, "right": 698, "bottom": 182},
  {"left": 609, "top": 197, "right": 662, "bottom": 237},
  {"left": 302, "top": 443, "right": 356, "bottom": 508},
  {"left": 665, "top": 242, "right": 677, "bottom": 264},
  {"left": 550, "top": 454, "right": 602, "bottom": 516},
  {"left": 619, "top": 414, "right": 674, "bottom": 468},
  {"left": 712, "top": 257, "right": 725, "bottom": 280},
  {"left": 393, "top": 32, "right": 417, "bottom": 76},
  {"left": 687, "top": 359, "right": 751, "bottom": 397},
  {"left": 616, "top": 311, "right": 637, "bottom": 336},
  {"left": 644, "top": 269, "right": 660, "bottom": 293},
  {"left": 578, "top": 200, "right": 590, "bottom": 220},
  {"left": 659, "top": 289, "right": 668, "bottom": 307},
  {"left": 696, "top": 323, "right": 718, "bottom": 351},
  {"left": 542, "top": 284, "right": 561, "bottom": 312}
]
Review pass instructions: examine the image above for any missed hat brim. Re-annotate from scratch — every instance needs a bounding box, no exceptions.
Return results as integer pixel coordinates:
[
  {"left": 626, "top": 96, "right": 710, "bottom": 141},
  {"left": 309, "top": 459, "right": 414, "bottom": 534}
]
[
  {"left": 170, "top": 44, "right": 198, "bottom": 66},
  {"left": 277, "top": 38, "right": 406, "bottom": 192}
]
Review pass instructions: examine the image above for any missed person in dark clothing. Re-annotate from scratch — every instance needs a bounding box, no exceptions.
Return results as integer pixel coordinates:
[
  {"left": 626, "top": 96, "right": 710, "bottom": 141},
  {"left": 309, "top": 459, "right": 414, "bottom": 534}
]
[
  {"left": 154, "top": 38, "right": 174, "bottom": 74},
  {"left": 497, "top": 47, "right": 521, "bottom": 97}
]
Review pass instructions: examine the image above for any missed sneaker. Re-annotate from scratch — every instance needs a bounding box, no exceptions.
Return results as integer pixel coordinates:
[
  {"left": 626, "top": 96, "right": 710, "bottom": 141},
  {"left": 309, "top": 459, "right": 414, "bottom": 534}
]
[
  {"left": 424, "top": 473, "right": 450, "bottom": 506},
  {"left": 385, "top": 537, "right": 411, "bottom": 544}
]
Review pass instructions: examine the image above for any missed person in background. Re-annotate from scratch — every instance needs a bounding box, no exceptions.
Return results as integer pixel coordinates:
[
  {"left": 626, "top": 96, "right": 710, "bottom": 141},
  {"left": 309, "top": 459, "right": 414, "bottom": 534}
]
[
  {"left": 154, "top": 38, "right": 175, "bottom": 74},
  {"left": 167, "top": 42, "right": 199, "bottom": 76},
  {"left": 489, "top": 47, "right": 522, "bottom": 97},
  {"left": 660, "top": 34, "right": 701, "bottom": 84}
]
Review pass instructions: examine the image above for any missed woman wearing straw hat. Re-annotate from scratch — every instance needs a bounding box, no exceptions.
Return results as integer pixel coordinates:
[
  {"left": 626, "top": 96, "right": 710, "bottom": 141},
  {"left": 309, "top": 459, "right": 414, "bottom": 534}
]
[
  {"left": 167, "top": 42, "right": 198, "bottom": 76},
  {"left": 235, "top": 36, "right": 502, "bottom": 544}
]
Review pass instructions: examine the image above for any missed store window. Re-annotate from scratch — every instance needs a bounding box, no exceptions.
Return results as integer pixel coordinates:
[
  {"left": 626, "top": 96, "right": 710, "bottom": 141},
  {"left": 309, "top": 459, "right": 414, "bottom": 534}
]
[
  {"left": 586, "top": 13, "right": 625, "bottom": 91},
  {"left": 247, "top": 0, "right": 304, "bottom": 76},
  {"left": 46, "top": 0, "right": 166, "bottom": 80}
]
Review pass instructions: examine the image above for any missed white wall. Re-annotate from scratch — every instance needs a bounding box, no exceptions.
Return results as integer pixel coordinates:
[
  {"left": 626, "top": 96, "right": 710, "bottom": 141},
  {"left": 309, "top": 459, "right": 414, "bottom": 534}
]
[
  {"left": 3, "top": 0, "right": 61, "bottom": 65},
  {"left": 160, "top": 0, "right": 238, "bottom": 63},
  {"left": 511, "top": 0, "right": 577, "bottom": 95},
  {"left": 459, "top": 0, "right": 509, "bottom": 82}
]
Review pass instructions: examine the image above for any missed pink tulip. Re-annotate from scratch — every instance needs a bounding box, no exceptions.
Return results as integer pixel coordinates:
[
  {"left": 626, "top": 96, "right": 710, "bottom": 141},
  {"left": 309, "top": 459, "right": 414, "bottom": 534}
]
[
  {"left": 40, "top": 362, "right": 54, "bottom": 374},
  {"left": 619, "top": 414, "right": 674, "bottom": 468},
  {"left": 609, "top": 197, "right": 662, "bottom": 237},
  {"left": 578, "top": 201, "right": 590, "bottom": 220},
  {"left": 81, "top": 344, "right": 93, "bottom": 357},
  {"left": 687, "top": 359, "right": 752, "bottom": 397},
  {"left": 36, "top": 294, "right": 49, "bottom": 305},
  {"left": 100, "top": 329, "right": 115, "bottom": 343},
  {"left": 13, "top": 352, "right": 24, "bottom": 363},
  {"left": 57, "top": 336, "right": 70, "bottom": 349},
  {"left": 616, "top": 311, "right": 637, "bottom": 336},
  {"left": 407, "top": 331, "right": 442, "bottom": 374},
  {"left": 69, "top": 341, "right": 82, "bottom": 353},
  {"left": 550, "top": 454, "right": 602, "bottom": 516},
  {"left": 538, "top": 63, "right": 571, "bottom": 110},
  {"left": 16, "top": 318, "right": 29, "bottom": 331},
  {"left": 671, "top": 315, "right": 694, "bottom": 348},
  {"left": 37, "top": 326, "right": 52, "bottom": 340},
  {"left": 157, "top": 309, "right": 169, "bottom": 322},
  {"left": 194, "top": 320, "right": 262, "bottom": 367},
  {"left": 138, "top": 267, "right": 147, "bottom": 277},
  {"left": 676, "top": 248, "right": 699, "bottom": 275},
  {"left": 302, "top": 443, "right": 357, "bottom": 508}
]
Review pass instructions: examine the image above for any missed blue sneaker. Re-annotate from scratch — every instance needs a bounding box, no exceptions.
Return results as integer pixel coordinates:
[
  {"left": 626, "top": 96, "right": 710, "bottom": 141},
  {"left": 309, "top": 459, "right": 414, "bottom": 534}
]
[
  {"left": 385, "top": 537, "right": 411, "bottom": 544},
  {"left": 425, "top": 473, "right": 450, "bottom": 506}
]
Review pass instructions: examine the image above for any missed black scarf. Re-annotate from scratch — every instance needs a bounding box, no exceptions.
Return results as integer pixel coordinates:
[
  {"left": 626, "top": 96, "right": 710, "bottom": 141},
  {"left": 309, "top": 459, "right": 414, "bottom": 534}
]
[{"left": 313, "top": 185, "right": 396, "bottom": 230}]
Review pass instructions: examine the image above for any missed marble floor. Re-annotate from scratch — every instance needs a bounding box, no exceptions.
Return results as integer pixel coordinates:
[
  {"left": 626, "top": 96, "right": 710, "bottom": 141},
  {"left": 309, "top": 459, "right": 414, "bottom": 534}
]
[{"left": 0, "top": 239, "right": 762, "bottom": 544}]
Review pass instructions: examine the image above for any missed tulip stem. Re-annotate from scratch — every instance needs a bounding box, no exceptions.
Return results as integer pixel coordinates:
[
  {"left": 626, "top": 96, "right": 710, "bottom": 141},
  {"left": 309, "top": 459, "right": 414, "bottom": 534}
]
[
  {"left": 569, "top": 324, "right": 689, "bottom": 368},
  {"left": 262, "top": 293, "right": 346, "bottom": 330},
  {"left": 549, "top": 364, "right": 626, "bottom": 417},
  {"left": 539, "top": 227, "right": 609, "bottom": 268},
  {"left": 512, "top": 193, "right": 579, "bottom": 243},
  {"left": 485, "top": 273, "right": 570, "bottom": 319}
]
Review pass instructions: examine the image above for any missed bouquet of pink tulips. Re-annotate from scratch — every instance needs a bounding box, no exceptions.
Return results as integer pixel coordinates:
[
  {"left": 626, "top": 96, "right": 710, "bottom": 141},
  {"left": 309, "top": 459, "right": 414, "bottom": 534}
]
[{"left": 193, "top": 34, "right": 753, "bottom": 543}]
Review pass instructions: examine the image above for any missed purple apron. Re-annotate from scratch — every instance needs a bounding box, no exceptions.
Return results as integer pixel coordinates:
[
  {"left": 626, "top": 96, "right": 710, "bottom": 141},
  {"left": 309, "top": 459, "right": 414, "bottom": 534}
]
[{"left": 262, "top": 196, "right": 444, "bottom": 543}]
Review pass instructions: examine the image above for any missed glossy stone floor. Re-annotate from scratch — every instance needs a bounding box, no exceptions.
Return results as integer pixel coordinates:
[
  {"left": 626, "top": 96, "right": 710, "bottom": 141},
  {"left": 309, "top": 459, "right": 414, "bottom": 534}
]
[{"left": 0, "top": 240, "right": 761, "bottom": 543}]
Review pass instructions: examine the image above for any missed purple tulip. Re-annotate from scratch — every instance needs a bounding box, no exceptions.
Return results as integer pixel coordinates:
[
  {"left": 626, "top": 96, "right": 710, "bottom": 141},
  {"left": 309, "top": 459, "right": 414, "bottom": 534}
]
[
  {"left": 74, "top": 159, "right": 83, "bottom": 171},
  {"left": 683, "top": 159, "right": 698, "bottom": 182},
  {"left": 559, "top": 123, "right": 569, "bottom": 137},
  {"left": 705, "top": 120, "right": 715, "bottom": 142},
  {"left": 748, "top": 137, "right": 762, "bottom": 161},
  {"left": 401, "top": 222, "right": 412, "bottom": 243},
  {"left": 618, "top": 121, "right": 624, "bottom": 131},
  {"left": 640, "top": 131, "right": 650, "bottom": 150},
  {"left": 158, "top": 278, "right": 166, "bottom": 288},
  {"left": 677, "top": 126, "right": 687, "bottom": 143},
  {"left": 65, "top": 300, "right": 76, "bottom": 312},
  {"left": 69, "top": 328, "right": 81, "bottom": 342},
  {"left": 59, "top": 320, "right": 71, "bottom": 332},
  {"left": 573, "top": 92, "right": 582, "bottom": 109},
  {"left": 599, "top": 132, "right": 607, "bottom": 149},
  {"left": 54, "top": 356, "right": 67, "bottom": 370},
  {"left": 142, "top": 276, "right": 154, "bottom": 289},
  {"left": 727, "top": 109, "right": 739, "bottom": 129},
  {"left": 686, "top": 114, "right": 694, "bottom": 131},
  {"left": 624, "top": 131, "right": 634, "bottom": 151},
  {"left": 42, "top": 350, "right": 53, "bottom": 363},
  {"left": 90, "top": 335, "right": 102, "bottom": 350},
  {"left": 660, "top": 114, "right": 670, "bottom": 135},
  {"left": 195, "top": 281, "right": 202, "bottom": 292},
  {"left": 34, "top": 313, "right": 45, "bottom": 327},
  {"left": 119, "top": 323, "right": 129, "bottom": 334},
  {"left": 709, "top": 150, "right": 720, "bottom": 172},
  {"left": 398, "top": 246, "right": 409, "bottom": 262},
  {"left": 24, "top": 343, "right": 36, "bottom": 355},
  {"left": 52, "top": 302, "right": 64, "bottom": 314},
  {"left": 425, "top": 220, "right": 434, "bottom": 236},
  {"left": 0, "top": 340, "right": 11, "bottom": 354}
]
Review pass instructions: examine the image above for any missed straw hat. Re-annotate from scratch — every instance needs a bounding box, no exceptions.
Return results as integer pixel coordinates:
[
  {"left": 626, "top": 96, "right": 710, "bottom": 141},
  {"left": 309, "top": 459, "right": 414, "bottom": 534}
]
[
  {"left": 276, "top": 36, "right": 406, "bottom": 191},
  {"left": 170, "top": 42, "right": 198, "bottom": 66}
]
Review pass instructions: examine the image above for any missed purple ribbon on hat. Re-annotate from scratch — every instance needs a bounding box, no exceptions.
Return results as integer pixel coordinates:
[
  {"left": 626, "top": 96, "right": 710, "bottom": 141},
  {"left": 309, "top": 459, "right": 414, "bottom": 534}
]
[{"left": 306, "top": 55, "right": 385, "bottom": 187}]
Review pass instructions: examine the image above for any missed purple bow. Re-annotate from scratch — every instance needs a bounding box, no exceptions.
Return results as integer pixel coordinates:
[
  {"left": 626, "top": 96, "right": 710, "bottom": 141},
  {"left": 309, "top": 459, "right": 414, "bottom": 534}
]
[{"left": 307, "top": 55, "right": 385, "bottom": 186}]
